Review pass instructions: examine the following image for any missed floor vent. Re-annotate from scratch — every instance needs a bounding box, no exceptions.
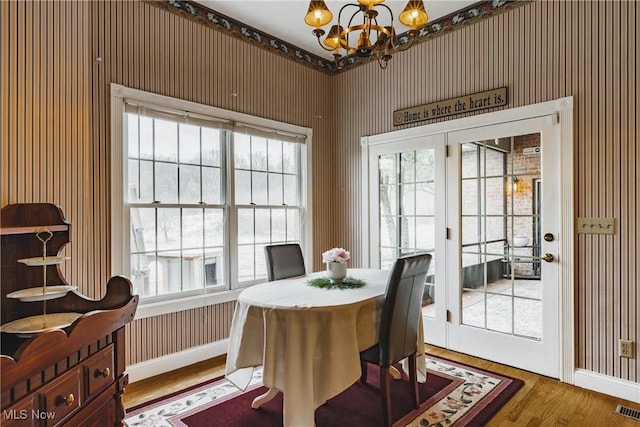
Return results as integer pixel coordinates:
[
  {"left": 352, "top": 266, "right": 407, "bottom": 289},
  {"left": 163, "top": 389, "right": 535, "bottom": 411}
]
[{"left": 616, "top": 404, "right": 640, "bottom": 421}]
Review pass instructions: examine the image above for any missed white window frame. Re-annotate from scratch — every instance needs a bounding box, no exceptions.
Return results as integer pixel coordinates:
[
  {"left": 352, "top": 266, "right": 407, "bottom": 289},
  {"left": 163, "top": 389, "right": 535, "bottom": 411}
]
[{"left": 110, "top": 84, "right": 313, "bottom": 319}]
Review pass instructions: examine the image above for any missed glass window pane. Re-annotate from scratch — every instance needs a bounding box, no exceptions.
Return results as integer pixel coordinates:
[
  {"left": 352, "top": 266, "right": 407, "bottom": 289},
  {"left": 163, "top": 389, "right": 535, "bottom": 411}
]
[
  {"left": 139, "top": 116, "right": 153, "bottom": 160},
  {"left": 400, "top": 184, "right": 415, "bottom": 216},
  {"left": 127, "top": 160, "right": 140, "bottom": 202},
  {"left": 235, "top": 170, "right": 251, "bottom": 205},
  {"left": 380, "top": 247, "right": 396, "bottom": 270},
  {"left": 460, "top": 143, "right": 479, "bottom": 178},
  {"left": 255, "top": 244, "right": 267, "bottom": 279},
  {"left": 514, "top": 297, "right": 542, "bottom": 339},
  {"left": 131, "top": 207, "right": 156, "bottom": 252},
  {"left": 416, "top": 149, "right": 435, "bottom": 182},
  {"left": 268, "top": 140, "right": 283, "bottom": 172},
  {"left": 202, "top": 166, "right": 221, "bottom": 205},
  {"left": 182, "top": 208, "right": 204, "bottom": 249},
  {"left": 415, "top": 182, "right": 434, "bottom": 215},
  {"left": 255, "top": 209, "right": 270, "bottom": 243},
  {"left": 268, "top": 173, "right": 283, "bottom": 205},
  {"left": 179, "top": 124, "right": 201, "bottom": 164},
  {"left": 127, "top": 114, "right": 139, "bottom": 158},
  {"left": 282, "top": 142, "right": 297, "bottom": 174},
  {"left": 484, "top": 145, "right": 504, "bottom": 176},
  {"left": 252, "top": 172, "right": 268, "bottom": 205},
  {"left": 486, "top": 294, "right": 513, "bottom": 334},
  {"left": 462, "top": 290, "right": 485, "bottom": 327},
  {"left": 283, "top": 175, "right": 298, "bottom": 206},
  {"left": 237, "top": 209, "right": 255, "bottom": 245},
  {"left": 462, "top": 179, "right": 482, "bottom": 216},
  {"left": 415, "top": 217, "right": 435, "bottom": 251},
  {"left": 251, "top": 137, "right": 267, "bottom": 171},
  {"left": 180, "top": 165, "right": 201, "bottom": 204},
  {"left": 486, "top": 216, "right": 505, "bottom": 242},
  {"left": 379, "top": 184, "right": 397, "bottom": 216},
  {"left": 399, "top": 216, "right": 415, "bottom": 249},
  {"left": 204, "top": 250, "right": 223, "bottom": 286},
  {"left": 401, "top": 151, "right": 415, "bottom": 183},
  {"left": 271, "top": 209, "right": 286, "bottom": 243},
  {"left": 204, "top": 209, "right": 224, "bottom": 247},
  {"left": 286, "top": 209, "right": 299, "bottom": 242},
  {"left": 237, "top": 245, "right": 255, "bottom": 281},
  {"left": 155, "top": 162, "right": 178, "bottom": 203},
  {"left": 202, "top": 128, "right": 221, "bottom": 167},
  {"left": 380, "top": 216, "right": 397, "bottom": 247},
  {"left": 235, "top": 133, "right": 251, "bottom": 169},
  {"left": 485, "top": 177, "right": 505, "bottom": 216},
  {"left": 461, "top": 216, "right": 483, "bottom": 247},
  {"left": 154, "top": 119, "right": 178, "bottom": 162},
  {"left": 379, "top": 154, "right": 396, "bottom": 185},
  {"left": 131, "top": 253, "right": 157, "bottom": 296},
  {"left": 182, "top": 248, "right": 204, "bottom": 291},
  {"left": 157, "top": 250, "right": 182, "bottom": 295},
  {"left": 156, "top": 208, "right": 181, "bottom": 251},
  {"left": 136, "top": 160, "right": 154, "bottom": 203}
]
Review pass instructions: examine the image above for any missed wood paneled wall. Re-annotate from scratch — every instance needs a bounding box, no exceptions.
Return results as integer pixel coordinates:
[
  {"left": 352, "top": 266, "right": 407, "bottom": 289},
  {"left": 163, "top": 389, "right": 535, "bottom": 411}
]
[
  {"left": 1, "top": 0, "right": 333, "bottom": 365},
  {"left": 2, "top": 0, "right": 638, "bottom": 383},
  {"left": 331, "top": 1, "right": 638, "bottom": 382}
]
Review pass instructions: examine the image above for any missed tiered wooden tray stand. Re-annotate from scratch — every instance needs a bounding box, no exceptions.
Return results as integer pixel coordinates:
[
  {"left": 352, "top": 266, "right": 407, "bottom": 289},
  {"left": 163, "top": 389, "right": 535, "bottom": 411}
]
[{"left": 1, "top": 203, "right": 138, "bottom": 427}]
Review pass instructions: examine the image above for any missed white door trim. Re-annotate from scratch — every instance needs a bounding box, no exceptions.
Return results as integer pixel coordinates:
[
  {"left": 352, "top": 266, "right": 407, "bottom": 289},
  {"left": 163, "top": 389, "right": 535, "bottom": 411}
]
[{"left": 362, "top": 97, "right": 574, "bottom": 383}]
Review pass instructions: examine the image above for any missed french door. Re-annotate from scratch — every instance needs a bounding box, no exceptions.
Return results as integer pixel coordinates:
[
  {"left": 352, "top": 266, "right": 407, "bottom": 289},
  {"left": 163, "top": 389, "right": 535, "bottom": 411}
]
[
  {"left": 447, "top": 115, "right": 561, "bottom": 378},
  {"left": 366, "top": 134, "right": 447, "bottom": 346}
]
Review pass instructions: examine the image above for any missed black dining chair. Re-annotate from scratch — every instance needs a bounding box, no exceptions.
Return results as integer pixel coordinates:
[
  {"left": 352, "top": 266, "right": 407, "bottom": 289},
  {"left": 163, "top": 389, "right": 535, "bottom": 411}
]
[
  {"left": 359, "top": 253, "right": 432, "bottom": 427},
  {"left": 264, "top": 243, "right": 306, "bottom": 281}
]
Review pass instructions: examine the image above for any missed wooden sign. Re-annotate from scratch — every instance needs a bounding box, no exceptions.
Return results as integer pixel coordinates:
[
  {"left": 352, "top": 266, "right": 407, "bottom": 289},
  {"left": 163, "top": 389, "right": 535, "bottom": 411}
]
[{"left": 393, "top": 87, "right": 508, "bottom": 126}]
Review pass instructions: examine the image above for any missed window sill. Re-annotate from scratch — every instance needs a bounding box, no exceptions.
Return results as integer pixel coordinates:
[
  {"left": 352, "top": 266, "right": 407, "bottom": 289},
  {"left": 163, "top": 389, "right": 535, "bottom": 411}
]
[{"left": 134, "top": 289, "right": 243, "bottom": 320}]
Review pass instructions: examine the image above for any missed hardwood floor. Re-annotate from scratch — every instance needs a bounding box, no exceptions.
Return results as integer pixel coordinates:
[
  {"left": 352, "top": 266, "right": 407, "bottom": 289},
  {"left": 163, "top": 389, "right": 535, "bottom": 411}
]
[{"left": 123, "top": 345, "right": 639, "bottom": 426}]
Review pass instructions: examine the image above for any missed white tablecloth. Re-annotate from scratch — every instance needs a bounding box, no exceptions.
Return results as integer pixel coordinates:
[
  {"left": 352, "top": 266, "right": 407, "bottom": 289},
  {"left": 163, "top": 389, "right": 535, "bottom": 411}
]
[{"left": 225, "top": 268, "right": 426, "bottom": 427}]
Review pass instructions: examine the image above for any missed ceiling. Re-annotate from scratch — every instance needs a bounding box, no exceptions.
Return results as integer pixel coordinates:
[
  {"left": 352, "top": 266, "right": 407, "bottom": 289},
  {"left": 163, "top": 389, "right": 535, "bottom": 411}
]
[{"left": 197, "top": 1, "right": 478, "bottom": 60}]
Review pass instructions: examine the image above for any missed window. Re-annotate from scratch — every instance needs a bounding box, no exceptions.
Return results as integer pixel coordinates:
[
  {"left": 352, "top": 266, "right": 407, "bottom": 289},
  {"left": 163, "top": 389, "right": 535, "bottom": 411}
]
[{"left": 111, "top": 85, "right": 311, "bottom": 315}]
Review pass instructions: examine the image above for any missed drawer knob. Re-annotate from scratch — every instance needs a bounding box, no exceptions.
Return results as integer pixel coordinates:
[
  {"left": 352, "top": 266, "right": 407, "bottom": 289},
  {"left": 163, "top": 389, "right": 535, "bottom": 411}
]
[
  {"left": 97, "top": 367, "right": 111, "bottom": 378},
  {"left": 62, "top": 393, "right": 75, "bottom": 406}
]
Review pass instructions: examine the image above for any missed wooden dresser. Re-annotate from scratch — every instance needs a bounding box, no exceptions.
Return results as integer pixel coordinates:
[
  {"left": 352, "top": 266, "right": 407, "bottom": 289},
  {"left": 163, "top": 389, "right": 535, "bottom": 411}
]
[{"left": 1, "top": 204, "right": 138, "bottom": 426}]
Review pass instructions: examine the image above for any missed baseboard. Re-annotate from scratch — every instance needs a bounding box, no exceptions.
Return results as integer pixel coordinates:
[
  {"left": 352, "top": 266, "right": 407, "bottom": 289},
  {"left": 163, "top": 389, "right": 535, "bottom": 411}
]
[
  {"left": 127, "top": 339, "right": 229, "bottom": 383},
  {"left": 574, "top": 369, "right": 640, "bottom": 403}
]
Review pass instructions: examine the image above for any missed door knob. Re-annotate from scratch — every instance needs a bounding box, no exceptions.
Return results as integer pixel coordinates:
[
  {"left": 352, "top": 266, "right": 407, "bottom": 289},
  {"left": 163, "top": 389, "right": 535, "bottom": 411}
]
[{"left": 541, "top": 253, "right": 554, "bottom": 262}]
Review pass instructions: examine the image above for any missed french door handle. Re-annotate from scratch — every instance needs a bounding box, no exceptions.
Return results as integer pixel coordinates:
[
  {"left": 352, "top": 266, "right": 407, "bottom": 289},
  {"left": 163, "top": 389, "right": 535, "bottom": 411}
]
[{"left": 540, "top": 253, "right": 554, "bottom": 263}]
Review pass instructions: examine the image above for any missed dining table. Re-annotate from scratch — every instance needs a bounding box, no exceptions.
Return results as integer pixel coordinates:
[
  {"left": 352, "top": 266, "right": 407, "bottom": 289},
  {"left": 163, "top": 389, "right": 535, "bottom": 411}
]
[{"left": 224, "top": 268, "right": 427, "bottom": 427}]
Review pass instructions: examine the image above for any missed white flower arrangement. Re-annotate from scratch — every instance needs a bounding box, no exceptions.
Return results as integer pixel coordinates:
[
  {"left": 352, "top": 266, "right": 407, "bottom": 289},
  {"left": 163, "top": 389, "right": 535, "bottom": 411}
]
[{"left": 322, "top": 247, "right": 350, "bottom": 264}]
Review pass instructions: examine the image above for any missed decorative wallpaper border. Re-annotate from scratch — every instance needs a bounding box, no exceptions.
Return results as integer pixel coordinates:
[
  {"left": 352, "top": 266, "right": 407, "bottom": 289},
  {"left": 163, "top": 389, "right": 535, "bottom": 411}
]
[{"left": 152, "top": 0, "right": 528, "bottom": 75}]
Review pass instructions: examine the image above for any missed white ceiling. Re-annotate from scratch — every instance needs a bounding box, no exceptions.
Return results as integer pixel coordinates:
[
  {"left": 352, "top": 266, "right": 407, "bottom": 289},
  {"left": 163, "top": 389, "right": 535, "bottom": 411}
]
[{"left": 197, "top": 0, "right": 478, "bottom": 60}]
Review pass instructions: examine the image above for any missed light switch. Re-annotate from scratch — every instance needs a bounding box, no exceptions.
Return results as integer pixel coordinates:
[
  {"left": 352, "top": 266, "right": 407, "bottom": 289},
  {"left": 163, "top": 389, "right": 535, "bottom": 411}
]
[{"left": 577, "top": 217, "right": 615, "bottom": 235}]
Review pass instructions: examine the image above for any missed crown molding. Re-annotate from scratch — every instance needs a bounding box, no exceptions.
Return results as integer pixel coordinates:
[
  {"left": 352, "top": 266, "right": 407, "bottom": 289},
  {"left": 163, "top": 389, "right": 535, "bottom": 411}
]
[{"left": 151, "top": 0, "right": 529, "bottom": 75}]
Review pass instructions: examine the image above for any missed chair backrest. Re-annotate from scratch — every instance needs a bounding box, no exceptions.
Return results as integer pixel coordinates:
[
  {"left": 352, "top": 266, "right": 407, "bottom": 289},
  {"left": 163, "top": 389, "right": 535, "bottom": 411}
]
[
  {"left": 264, "top": 244, "right": 306, "bottom": 281},
  {"left": 378, "top": 253, "right": 432, "bottom": 367}
]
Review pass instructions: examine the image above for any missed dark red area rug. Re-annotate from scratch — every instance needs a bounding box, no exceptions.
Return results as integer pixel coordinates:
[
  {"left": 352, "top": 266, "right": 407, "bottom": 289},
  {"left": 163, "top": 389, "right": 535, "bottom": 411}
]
[{"left": 125, "top": 355, "right": 523, "bottom": 427}]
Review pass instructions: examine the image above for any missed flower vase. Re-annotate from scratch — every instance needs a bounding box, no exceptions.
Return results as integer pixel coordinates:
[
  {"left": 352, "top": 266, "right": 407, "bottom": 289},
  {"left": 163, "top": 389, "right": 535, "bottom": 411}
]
[{"left": 327, "top": 261, "right": 347, "bottom": 282}]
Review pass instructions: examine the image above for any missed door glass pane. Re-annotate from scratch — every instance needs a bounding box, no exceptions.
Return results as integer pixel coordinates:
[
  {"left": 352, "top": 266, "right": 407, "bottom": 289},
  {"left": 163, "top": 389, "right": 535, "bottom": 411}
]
[
  {"left": 378, "top": 148, "right": 436, "bottom": 318},
  {"left": 460, "top": 134, "right": 543, "bottom": 340}
]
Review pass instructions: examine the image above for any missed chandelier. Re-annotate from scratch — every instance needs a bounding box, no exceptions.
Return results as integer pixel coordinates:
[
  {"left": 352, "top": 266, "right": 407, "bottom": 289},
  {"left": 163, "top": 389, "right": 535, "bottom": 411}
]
[{"left": 304, "top": 0, "right": 428, "bottom": 70}]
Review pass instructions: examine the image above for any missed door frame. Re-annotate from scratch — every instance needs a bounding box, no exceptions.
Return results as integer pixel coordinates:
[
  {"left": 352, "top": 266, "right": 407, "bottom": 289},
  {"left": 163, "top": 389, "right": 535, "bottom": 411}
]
[{"left": 361, "top": 97, "right": 574, "bottom": 383}]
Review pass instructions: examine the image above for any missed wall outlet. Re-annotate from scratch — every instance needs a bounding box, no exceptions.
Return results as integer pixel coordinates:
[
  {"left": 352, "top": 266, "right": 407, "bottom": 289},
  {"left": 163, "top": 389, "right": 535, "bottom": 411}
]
[{"left": 619, "top": 339, "right": 634, "bottom": 358}]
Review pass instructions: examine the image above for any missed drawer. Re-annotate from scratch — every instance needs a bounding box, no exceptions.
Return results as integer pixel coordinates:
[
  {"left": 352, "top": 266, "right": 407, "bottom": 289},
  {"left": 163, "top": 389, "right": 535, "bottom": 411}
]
[
  {"left": 1, "top": 395, "right": 34, "bottom": 427},
  {"left": 38, "top": 367, "right": 81, "bottom": 426},
  {"left": 83, "top": 346, "right": 115, "bottom": 399}
]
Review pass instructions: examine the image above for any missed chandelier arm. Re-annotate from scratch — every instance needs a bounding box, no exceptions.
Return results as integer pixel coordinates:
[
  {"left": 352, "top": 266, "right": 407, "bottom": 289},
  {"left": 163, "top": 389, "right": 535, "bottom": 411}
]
[
  {"left": 389, "top": 30, "right": 417, "bottom": 52},
  {"left": 343, "top": 5, "right": 362, "bottom": 50}
]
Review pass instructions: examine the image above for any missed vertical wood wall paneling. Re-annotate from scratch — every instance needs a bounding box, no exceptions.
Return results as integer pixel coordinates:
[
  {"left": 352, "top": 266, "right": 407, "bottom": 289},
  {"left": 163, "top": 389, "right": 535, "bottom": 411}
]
[{"left": 331, "top": 0, "right": 638, "bottom": 382}]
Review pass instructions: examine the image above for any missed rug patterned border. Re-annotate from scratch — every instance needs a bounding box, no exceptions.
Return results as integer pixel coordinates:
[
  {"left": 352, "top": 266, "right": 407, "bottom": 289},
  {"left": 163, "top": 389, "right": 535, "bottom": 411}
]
[{"left": 124, "top": 356, "right": 520, "bottom": 427}]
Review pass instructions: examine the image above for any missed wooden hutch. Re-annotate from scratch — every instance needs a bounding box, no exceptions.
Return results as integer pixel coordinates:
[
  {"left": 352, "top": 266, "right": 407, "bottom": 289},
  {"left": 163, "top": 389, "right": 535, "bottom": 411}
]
[{"left": 1, "top": 203, "right": 138, "bottom": 426}]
